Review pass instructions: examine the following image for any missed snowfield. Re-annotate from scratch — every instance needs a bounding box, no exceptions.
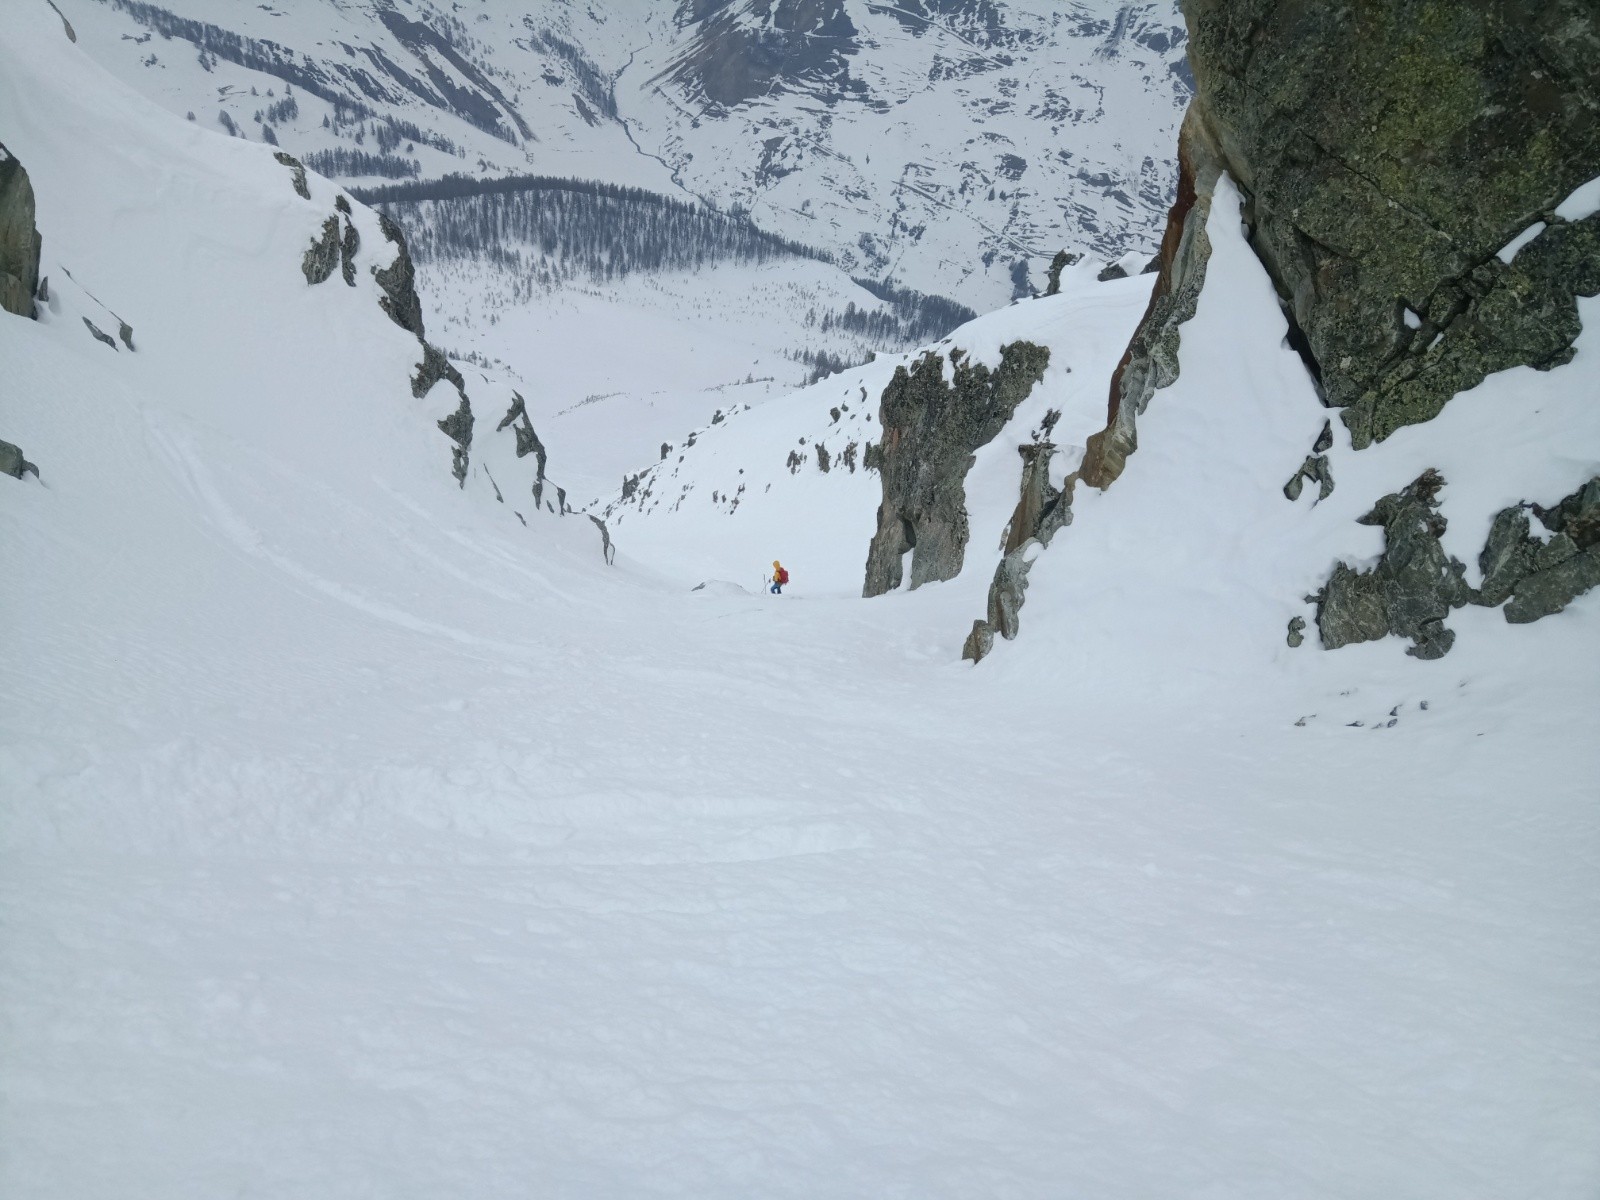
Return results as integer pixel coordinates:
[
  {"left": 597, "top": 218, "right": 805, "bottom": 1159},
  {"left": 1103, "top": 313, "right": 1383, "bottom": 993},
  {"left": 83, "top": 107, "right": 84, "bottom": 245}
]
[{"left": 3, "top": 6, "right": 1599, "bottom": 1200}]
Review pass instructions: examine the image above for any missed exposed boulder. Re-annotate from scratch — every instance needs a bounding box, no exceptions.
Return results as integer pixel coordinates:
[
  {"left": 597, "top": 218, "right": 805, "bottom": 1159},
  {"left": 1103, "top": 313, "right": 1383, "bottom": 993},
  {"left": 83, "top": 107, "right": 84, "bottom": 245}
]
[
  {"left": 1316, "top": 469, "right": 1470, "bottom": 659},
  {"left": 0, "top": 437, "right": 39, "bottom": 481},
  {"left": 1181, "top": 0, "right": 1600, "bottom": 448},
  {"left": 864, "top": 340, "right": 1050, "bottom": 596},
  {"left": 1314, "top": 472, "right": 1600, "bottom": 656},
  {"left": 1283, "top": 454, "right": 1334, "bottom": 503},
  {"left": 0, "top": 143, "right": 43, "bottom": 319}
]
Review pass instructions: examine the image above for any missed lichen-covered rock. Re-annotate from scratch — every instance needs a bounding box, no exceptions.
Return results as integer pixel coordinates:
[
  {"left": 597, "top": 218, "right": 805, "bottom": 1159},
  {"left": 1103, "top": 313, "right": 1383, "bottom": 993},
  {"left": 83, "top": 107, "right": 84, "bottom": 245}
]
[
  {"left": 1182, "top": 0, "right": 1600, "bottom": 448},
  {"left": 372, "top": 213, "right": 425, "bottom": 337},
  {"left": 0, "top": 437, "right": 39, "bottom": 481},
  {"left": 0, "top": 142, "right": 42, "bottom": 319},
  {"left": 301, "top": 215, "right": 339, "bottom": 286},
  {"left": 863, "top": 340, "right": 1050, "bottom": 596},
  {"left": 1480, "top": 477, "right": 1600, "bottom": 623},
  {"left": 1316, "top": 469, "right": 1471, "bottom": 659},
  {"left": 272, "top": 151, "right": 310, "bottom": 200},
  {"left": 1283, "top": 454, "right": 1334, "bottom": 502},
  {"left": 1286, "top": 616, "right": 1305, "bottom": 648}
]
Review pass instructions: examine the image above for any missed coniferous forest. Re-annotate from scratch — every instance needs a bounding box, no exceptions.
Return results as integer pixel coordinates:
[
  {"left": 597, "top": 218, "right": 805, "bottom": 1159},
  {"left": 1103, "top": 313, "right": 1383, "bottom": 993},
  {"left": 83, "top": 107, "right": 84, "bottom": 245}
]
[{"left": 354, "top": 174, "right": 974, "bottom": 349}]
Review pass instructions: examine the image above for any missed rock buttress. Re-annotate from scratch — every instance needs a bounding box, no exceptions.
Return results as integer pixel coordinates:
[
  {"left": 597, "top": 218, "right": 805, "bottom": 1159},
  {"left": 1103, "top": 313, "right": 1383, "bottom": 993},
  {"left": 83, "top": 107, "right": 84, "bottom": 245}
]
[{"left": 863, "top": 341, "right": 1049, "bottom": 597}]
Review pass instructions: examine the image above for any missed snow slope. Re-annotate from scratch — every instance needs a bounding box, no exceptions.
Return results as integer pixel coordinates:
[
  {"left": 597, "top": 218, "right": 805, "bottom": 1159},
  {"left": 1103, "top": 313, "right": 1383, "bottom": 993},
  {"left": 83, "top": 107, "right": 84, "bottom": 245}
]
[{"left": 3, "top": 8, "right": 1599, "bottom": 1200}]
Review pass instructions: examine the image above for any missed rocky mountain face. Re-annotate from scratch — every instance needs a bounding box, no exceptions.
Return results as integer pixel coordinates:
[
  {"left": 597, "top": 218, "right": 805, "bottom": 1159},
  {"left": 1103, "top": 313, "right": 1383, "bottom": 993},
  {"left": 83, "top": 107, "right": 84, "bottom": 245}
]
[
  {"left": 0, "top": 143, "right": 41, "bottom": 319},
  {"left": 862, "top": 339, "right": 1050, "bottom": 596},
  {"left": 1182, "top": 0, "right": 1600, "bottom": 451},
  {"left": 1067, "top": 0, "right": 1600, "bottom": 659},
  {"left": 1, "top": 142, "right": 43, "bottom": 483}
]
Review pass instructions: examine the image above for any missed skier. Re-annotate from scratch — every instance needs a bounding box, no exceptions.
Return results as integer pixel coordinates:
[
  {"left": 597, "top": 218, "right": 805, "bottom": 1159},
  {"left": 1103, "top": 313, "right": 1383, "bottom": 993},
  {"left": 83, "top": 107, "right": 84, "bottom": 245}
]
[{"left": 770, "top": 560, "right": 789, "bottom": 594}]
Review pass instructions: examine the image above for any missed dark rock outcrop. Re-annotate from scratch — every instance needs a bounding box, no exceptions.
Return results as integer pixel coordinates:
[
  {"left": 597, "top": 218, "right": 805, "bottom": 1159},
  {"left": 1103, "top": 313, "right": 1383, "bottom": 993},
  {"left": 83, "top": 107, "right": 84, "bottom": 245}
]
[
  {"left": 436, "top": 395, "right": 473, "bottom": 488},
  {"left": 496, "top": 391, "right": 549, "bottom": 505},
  {"left": 1316, "top": 470, "right": 1470, "bottom": 659},
  {"left": 83, "top": 317, "right": 117, "bottom": 349},
  {"left": 1315, "top": 471, "right": 1600, "bottom": 656},
  {"left": 337, "top": 202, "right": 359, "bottom": 287},
  {"left": 588, "top": 514, "right": 616, "bottom": 565},
  {"left": 962, "top": 431, "right": 1074, "bottom": 662},
  {"left": 372, "top": 213, "right": 425, "bottom": 337},
  {"left": 0, "top": 144, "right": 43, "bottom": 319},
  {"left": 0, "top": 438, "right": 39, "bottom": 481},
  {"left": 1181, "top": 0, "right": 1600, "bottom": 448},
  {"left": 273, "top": 151, "right": 310, "bottom": 201},
  {"left": 1283, "top": 454, "right": 1334, "bottom": 503},
  {"left": 1478, "top": 478, "right": 1600, "bottom": 624},
  {"left": 864, "top": 341, "right": 1050, "bottom": 596},
  {"left": 412, "top": 342, "right": 464, "bottom": 400},
  {"left": 1044, "top": 250, "right": 1080, "bottom": 296},
  {"left": 301, "top": 216, "right": 340, "bottom": 285}
]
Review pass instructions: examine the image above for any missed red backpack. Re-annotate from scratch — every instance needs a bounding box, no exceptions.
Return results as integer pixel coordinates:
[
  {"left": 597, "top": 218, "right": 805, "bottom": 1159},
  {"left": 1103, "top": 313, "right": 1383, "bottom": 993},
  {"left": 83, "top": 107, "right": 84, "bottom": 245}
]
[{"left": 776, "top": 567, "right": 790, "bottom": 585}]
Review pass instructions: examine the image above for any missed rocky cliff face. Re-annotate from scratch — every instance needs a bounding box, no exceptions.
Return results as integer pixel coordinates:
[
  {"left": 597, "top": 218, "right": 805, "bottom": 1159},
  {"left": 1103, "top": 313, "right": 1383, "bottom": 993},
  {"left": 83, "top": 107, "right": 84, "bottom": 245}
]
[
  {"left": 0, "top": 143, "right": 42, "bottom": 319},
  {"left": 863, "top": 341, "right": 1049, "bottom": 597},
  {"left": 1181, "top": 0, "right": 1600, "bottom": 449},
  {"left": 1069, "top": 0, "right": 1600, "bottom": 659}
]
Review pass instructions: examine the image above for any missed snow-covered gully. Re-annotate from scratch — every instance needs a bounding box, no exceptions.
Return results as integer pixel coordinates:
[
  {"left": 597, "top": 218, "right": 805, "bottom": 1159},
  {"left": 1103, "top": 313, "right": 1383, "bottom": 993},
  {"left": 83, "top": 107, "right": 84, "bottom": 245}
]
[{"left": 2, "top": 3, "right": 1597, "bottom": 1198}]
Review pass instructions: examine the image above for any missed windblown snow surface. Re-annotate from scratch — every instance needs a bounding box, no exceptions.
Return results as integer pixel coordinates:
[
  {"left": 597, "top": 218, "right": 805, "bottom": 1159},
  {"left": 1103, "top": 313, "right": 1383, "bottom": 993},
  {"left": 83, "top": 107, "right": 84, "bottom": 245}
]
[{"left": 3, "top": 7, "right": 1599, "bottom": 1199}]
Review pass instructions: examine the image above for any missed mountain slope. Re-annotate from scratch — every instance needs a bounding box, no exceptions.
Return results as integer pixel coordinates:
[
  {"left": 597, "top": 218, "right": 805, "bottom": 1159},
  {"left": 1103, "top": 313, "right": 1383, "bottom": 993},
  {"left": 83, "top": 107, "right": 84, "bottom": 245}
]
[
  {"left": 2, "top": 3, "right": 1598, "bottom": 1198},
  {"left": 57, "top": 0, "right": 1190, "bottom": 309}
]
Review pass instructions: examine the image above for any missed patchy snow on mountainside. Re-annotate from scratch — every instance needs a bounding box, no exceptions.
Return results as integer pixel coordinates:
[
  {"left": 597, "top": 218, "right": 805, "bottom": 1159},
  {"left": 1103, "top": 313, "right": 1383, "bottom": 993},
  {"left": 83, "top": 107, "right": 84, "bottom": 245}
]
[
  {"left": 3, "top": 6, "right": 1598, "bottom": 1200},
  {"left": 56, "top": 0, "right": 1189, "bottom": 309}
]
